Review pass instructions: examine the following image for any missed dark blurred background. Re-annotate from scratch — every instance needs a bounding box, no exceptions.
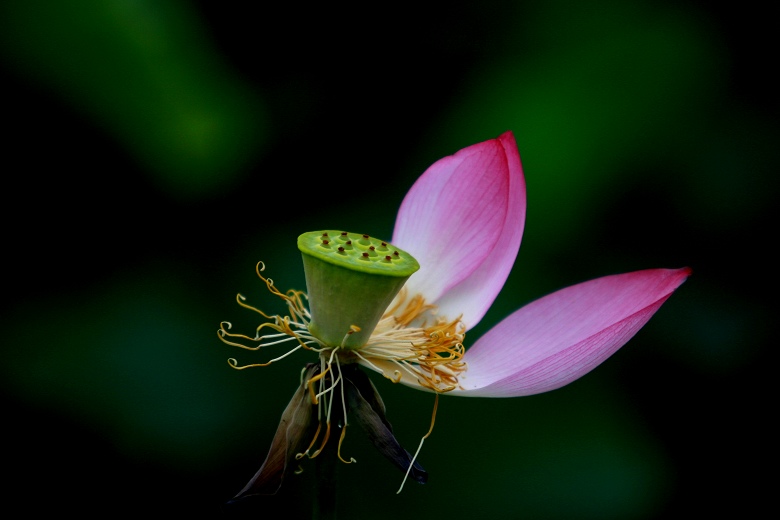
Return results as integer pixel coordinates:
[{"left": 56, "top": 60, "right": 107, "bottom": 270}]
[{"left": 1, "top": 1, "right": 773, "bottom": 518}]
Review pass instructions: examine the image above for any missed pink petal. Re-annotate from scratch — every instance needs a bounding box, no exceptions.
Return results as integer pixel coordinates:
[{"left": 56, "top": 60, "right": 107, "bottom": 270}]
[
  {"left": 452, "top": 267, "right": 692, "bottom": 397},
  {"left": 392, "top": 131, "right": 526, "bottom": 329}
]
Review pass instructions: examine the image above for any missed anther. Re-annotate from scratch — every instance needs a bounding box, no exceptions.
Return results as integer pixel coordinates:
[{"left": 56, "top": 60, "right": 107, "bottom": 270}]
[
  {"left": 310, "top": 422, "right": 332, "bottom": 459},
  {"left": 337, "top": 425, "right": 356, "bottom": 464}
]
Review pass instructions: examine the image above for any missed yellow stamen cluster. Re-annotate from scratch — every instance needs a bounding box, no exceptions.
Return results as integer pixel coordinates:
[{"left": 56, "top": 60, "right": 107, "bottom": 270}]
[
  {"left": 356, "top": 290, "right": 467, "bottom": 392},
  {"left": 218, "top": 262, "right": 322, "bottom": 368},
  {"left": 296, "top": 351, "right": 356, "bottom": 465}
]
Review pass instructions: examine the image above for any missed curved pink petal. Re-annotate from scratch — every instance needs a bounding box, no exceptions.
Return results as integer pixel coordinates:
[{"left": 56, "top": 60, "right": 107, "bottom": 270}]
[
  {"left": 433, "top": 132, "right": 526, "bottom": 329},
  {"left": 392, "top": 131, "right": 526, "bottom": 329},
  {"left": 452, "top": 267, "right": 692, "bottom": 397}
]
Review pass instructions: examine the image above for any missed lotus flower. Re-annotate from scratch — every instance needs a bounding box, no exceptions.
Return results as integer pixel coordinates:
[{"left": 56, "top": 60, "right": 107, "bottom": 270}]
[{"left": 219, "top": 131, "right": 691, "bottom": 500}]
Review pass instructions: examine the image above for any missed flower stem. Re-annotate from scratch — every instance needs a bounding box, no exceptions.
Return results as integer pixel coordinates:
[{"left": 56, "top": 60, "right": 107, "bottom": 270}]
[{"left": 312, "top": 433, "right": 338, "bottom": 520}]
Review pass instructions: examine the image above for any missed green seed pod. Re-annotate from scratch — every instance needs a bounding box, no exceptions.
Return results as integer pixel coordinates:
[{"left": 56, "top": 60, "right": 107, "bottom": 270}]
[{"left": 298, "top": 230, "right": 420, "bottom": 349}]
